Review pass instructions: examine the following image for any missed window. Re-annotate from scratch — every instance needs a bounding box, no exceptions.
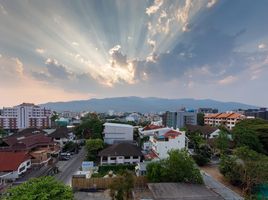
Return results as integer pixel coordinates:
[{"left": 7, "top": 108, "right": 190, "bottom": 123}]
[
  {"left": 133, "top": 156, "right": 139, "bottom": 159},
  {"left": 102, "top": 156, "right": 107, "bottom": 161},
  {"left": 125, "top": 156, "right": 130, "bottom": 159},
  {"left": 110, "top": 157, "right": 116, "bottom": 160},
  {"left": 19, "top": 166, "right": 26, "bottom": 173}
]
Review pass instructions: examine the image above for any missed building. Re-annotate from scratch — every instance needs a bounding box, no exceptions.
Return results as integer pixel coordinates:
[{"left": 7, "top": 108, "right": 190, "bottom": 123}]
[
  {"left": 48, "top": 127, "right": 76, "bottom": 147},
  {"left": 0, "top": 103, "right": 52, "bottom": 130},
  {"left": 98, "top": 143, "right": 143, "bottom": 165},
  {"left": 204, "top": 112, "right": 246, "bottom": 130},
  {"left": 103, "top": 123, "right": 133, "bottom": 144},
  {"left": 0, "top": 129, "right": 60, "bottom": 166},
  {"left": 198, "top": 108, "right": 218, "bottom": 114},
  {"left": 150, "top": 129, "right": 186, "bottom": 159},
  {"left": 0, "top": 151, "right": 31, "bottom": 180},
  {"left": 242, "top": 108, "right": 268, "bottom": 120},
  {"left": 163, "top": 109, "right": 197, "bottom": 129}
]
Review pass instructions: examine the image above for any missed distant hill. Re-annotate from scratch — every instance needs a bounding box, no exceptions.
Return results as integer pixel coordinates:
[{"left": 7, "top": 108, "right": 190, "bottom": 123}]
[{"left": 39, "top": 96, "right": 258, "bottom": 113}]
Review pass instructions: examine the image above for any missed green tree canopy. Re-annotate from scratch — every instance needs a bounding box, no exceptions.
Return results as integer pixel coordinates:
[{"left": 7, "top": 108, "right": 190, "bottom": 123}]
[
  {"left": 85, "top": 138, "right": 104, "bottom": 161},
  {"left": 146, "top": 150, "right": 203, "bottom": 184},
  {"left": 74, "top": 113, "right": 104, "bottom": 139},
  {"left": 220, "top": 147, "right": 268, "bottom": 195},
  {"left": 232, "top": 119, "right": 268, "bottom": 154},
  {"left": 197, "top": 113, "right": 205, "bottom": 126},
  {"left": 215, "top": 130, "right": 229, "bottom": 155},
  {"left": 2, "top": 176, "right": 73, "bottom": 200}
]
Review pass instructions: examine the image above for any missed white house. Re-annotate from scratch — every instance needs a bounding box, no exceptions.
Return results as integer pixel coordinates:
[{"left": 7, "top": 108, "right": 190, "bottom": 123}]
[
  {"left": 0, "top": 152, "right": 31, "bottom": 181},
  {"left": 103, "top": 123, "right": 133, "bottom": 144},
  {"left": 146, "top": 129, "right": 186, "bottom": 159},
  {"left": 138, "top": 124, "right": 171, "bottom": 137},
  {"left": 98, "top": 143, "right": 143, "bottom": 165}
]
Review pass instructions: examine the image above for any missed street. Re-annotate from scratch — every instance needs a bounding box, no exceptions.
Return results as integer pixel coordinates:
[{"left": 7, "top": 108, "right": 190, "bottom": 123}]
[
  {"left": 202, "top": 172, "right": 244, "bottom": 200},
  {"left": 55, "top": 147, "right": 86, "bottom": 185}
]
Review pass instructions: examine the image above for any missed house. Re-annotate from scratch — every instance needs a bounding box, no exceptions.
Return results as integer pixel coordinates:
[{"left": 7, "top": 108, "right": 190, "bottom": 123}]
[
  {"left": 204, "top": 112, "right": 245, "bottom": 130},
  {"left": 48, "top": 127, "right": 75, "bottom": 147},
  {"left": 138, "top": 124, "right": 169, "bottom": 137},
  {"left": 98, "top": 143, "right": 143, "bottom": 165},
  {"left": 146, "top": 129, "right": 186, "bottom": 159},
  {"left": 0, "top": 151, "right": 31, "bottom": 180},
  {"left": 1, "top": 132, "right": 60, "bottom": 166},
  {"left": 186, "top": 125, "right": 221, "bottom": 139},
  {"left": 103, "top": 123, "right": 133, "bottom": 144}
]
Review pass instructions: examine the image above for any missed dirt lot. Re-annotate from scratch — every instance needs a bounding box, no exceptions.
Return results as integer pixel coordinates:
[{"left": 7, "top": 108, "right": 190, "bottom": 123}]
[{"left": 200, "top": 165, "right": 243, "bottom": 196}]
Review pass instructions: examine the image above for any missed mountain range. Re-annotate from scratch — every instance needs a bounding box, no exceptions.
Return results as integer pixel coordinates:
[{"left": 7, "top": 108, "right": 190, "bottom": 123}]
[{"left": 39, "top": 96, "right": 258, "bottom": 113}]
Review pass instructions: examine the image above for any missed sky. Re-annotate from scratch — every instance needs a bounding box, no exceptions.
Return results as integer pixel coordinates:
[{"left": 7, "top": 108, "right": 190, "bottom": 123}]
[{"left": 0, "top": 0, "right": 268, "bottom": 107}]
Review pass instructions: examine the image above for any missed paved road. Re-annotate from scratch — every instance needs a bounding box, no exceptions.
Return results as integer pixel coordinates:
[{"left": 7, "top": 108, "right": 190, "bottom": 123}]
[
  {"left": 202, "top": 172, "right": 244, "bottom": 200},
  {"left": 55, "top": 147, "right": 86, "bottom": 186}
]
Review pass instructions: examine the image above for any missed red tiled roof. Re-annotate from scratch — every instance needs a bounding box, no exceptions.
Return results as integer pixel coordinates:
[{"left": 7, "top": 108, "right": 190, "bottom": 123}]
[
  {"left": 144, "top": 151, "right": 159, "bottom": 160},
  {"left": 164, "top": 130, "right": 181, "bottom": 138},
  {"left": 3, "top": 134, "right": 53, "bottom": 150},
  {"left": 143, "top": 124, "right": 164, "bottom": 131},
  {"left": 0, "top": 151, "right": 31, "bottom": 172}
]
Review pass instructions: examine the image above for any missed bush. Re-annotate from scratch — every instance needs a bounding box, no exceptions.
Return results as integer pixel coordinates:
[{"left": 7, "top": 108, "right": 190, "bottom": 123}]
[
  {"left": 146, "top": 150, "right": 203, "bottom": 184},
  {"left": 98, "top": 164, "right": 136, "bottom": 176}
]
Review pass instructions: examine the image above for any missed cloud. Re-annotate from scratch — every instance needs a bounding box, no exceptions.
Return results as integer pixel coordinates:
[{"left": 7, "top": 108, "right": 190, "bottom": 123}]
[
  {"left": 45, "top": 58, "right": 73, "bottom": 80},
  {"left": 146, "top": 0, "right": 163, "bottom": 16},
  {"left": 36, "top": 48, "right": 45, "bottom": 54},
  {"left": 207, "top": 0, "right": 218, "bottom": 8},
  {"left": 109, "top": 45, "right": 128, "bottom": 67},
  {"left": 0, "top": 3, "right": 7, "bottom": 15},
  {"left": 0, "top": 56, "right": 24, "bottom": 83},
  {"left": 258, "top": 43, "right": 267, "bottom": 49},
  {"left": 218, "top": 75, "right": 237, "bottom": 85},
  {"left": 72, "top": 42, "right": 79, "bottom": 46}
]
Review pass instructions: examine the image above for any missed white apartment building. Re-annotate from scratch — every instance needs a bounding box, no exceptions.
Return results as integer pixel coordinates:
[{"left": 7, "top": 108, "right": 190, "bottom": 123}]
[
  {"left": 204, "top": 112, "right": 246, "bottom": 130},
  {"left": 0, "top": 103, "right": 52, "bottom": 130},
  {"left": 148, "top": 129, "right": 186, "bottom": 159},
  {"left": 103, "top": 123, "right": 133, "bottom": 144}
]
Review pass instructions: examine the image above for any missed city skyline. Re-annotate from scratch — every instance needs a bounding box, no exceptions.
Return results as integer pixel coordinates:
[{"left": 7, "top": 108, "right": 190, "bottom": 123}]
[{"left": 0, "top": 0, "right": 268, "bottom": 107}]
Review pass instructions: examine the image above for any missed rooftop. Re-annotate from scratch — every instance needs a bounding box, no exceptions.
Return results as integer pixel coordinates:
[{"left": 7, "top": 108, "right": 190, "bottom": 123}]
[
  {"left": 148, "top": 183, "right": 223, "bottom": 200},
  {"left": 0, "top": 151, "right": 31, "bottom": 172},
  {"left": 98, "top": 143, "right": 142, "bottom": 157},
  {"left": 104, "top": 122, "right": 133, "bottom": 128}
]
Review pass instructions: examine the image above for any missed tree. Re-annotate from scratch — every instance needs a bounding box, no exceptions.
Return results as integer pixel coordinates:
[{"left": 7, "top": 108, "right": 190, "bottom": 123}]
[
  {"left": 219, "top": 147, "right": 268, "bottom": 195},
  {"left": 215, "top": 130, "right": 229, "bottom": 155},
  {"left": 0, "top": 128, "right": 7, "bottom": 138},
  {"left": 74, "top": 113, "right": 104, "bottom": 139},
  {"left": 85, "top": 138, "right": 104, "bottom": 161},
  {"left": 232, "top": 119, "right": 267, "bottom": 154},
  {"left": 197, "top": 113, "right": 205, "bottom": 126},
  {"left": 2, "top": 176, "right": 73, "bottom": 200},
  {"left": 146, "top": 150, "right": 203, "bottom": 184},
  {"left": 109, "top": 171, "right": 134, "bottom": 200},
  {"left": 193, "top": 144, "right": 213, "bottom": 166}
]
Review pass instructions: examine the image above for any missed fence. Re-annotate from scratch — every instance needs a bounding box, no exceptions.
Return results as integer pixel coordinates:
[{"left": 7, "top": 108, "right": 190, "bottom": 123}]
[{"left": 72, "top": 176, "right": 148, "bottom": 190}]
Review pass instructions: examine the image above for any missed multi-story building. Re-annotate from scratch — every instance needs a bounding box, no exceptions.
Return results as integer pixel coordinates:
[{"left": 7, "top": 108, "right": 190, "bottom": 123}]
[
  {"left": 204, "top": 112, "right": 246, "bottom": 130},
  {"left": 241, "top": 108, "right": 268, "bottom": 120},
  {"left": 162, "top": 109, "right": 197, "bottom": 129},
  {"left": 198, "top": 108, "right": 218, "bottom": 114},
  {"left": 0, "top": 103, "right": 52, "bottom": 130},
  {"left": 147, "top": 129, "right": 186, "bottom": 159},
  {"left": 103, "top": 123, "right": 133, "bottom": 144}
]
